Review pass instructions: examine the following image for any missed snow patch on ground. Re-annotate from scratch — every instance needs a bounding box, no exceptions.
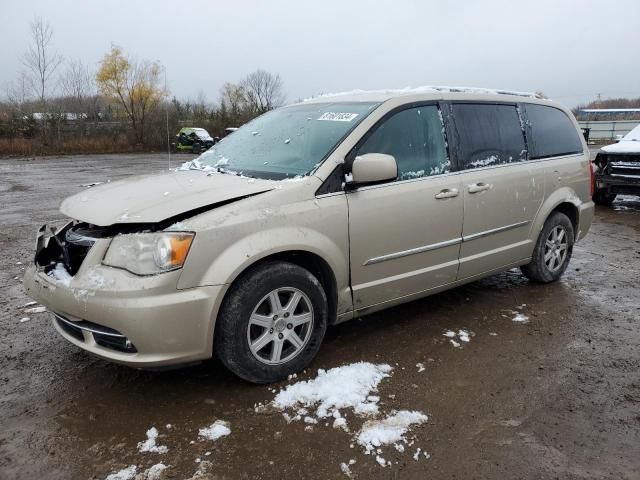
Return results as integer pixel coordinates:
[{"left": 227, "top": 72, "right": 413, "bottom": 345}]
[
  {"left": 140, "top": 463, "right": 168, "bottom": 480},
  {"left": 375, "top": 455, "right": 387, "bottom": 466},
  {"left": 137, "top": 427, "right": 168, "bottom": 454},
  {"left": 339, "top": 459, "right": 356, "bottom": 478},
  {"left": 416, "top": 363, "right": 426, "bottom": 373},
  {"left": 443, "top": 329, "right": 472, "bottom": 347},
  {"left": 271, "top": 363, "right": 429, "bottom": 470},
  {"left": 512, "top": 313, "right": 529, "bottom": 323},
  {"left": 198, "top": 420, "right": 231, "bottom": 441},
  {"left": 273, "top": 362, "right": 392, "bottom": 420},
  {"left": 357, "top": 410, "right": 428, "bottom": 455},
  {"left": 105, "top": 465, "right": 137, "bottom": 480},
  {"left": 413, "top": 447, "right": 430, "bottom": 460}
]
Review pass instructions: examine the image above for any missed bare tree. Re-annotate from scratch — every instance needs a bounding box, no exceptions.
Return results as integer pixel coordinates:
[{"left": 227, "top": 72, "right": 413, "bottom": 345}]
[
  {"left": 5, "top": 71, "right": 33, "bottom": 109},
  {"left": 240, "top": 70, "right": 284, "bottom": 113},
  {"left": 59, "top": 59, "right": 95, "bottom": 112},
  {"left": 20, "top": 16, "right": 63, "bottom": 104}
]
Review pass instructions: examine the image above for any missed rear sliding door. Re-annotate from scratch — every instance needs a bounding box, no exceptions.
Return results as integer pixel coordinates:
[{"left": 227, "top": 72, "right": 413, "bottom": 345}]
[{"left": 450, "top": 103, "right": 545, "bottom": 280}]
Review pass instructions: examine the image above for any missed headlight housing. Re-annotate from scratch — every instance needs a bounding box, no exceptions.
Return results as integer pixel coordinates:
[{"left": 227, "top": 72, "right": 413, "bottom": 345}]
[{"left": 103, "top": 232, "right": 194, "bottom": 275}]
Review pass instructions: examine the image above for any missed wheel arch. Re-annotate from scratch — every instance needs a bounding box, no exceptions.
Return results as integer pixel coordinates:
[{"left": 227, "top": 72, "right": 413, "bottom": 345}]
[
  {"left": 227, "top": 250, "right": 340, "bottom": 326},
  {"left": 550, "top": 201, "right": 579, "bottom": 233},
  {"left": 531, "top": 188, "right": 581, "bottom": 241}
]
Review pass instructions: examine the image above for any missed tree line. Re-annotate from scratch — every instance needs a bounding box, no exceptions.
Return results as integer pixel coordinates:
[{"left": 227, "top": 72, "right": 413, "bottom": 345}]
[
  {"left": 573, "top": 96, "right": 640, "bottom": 121},
  {"left": 0, "top": 16, "right": 285, "bottom": 156}
]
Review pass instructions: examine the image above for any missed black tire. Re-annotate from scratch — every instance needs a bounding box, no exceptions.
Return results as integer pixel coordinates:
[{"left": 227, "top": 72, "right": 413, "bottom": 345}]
[
  {"left": 521, "top": 211, "right": 574, "bottom": 283},
  {"left": 214, "top": 261, "right": 328, "bottom": 384},
  {"left": 593, "top": 189, "right": 616, "bottom": 206},
  {"left": 192, "top": 142, "right": 202, "bottom": 154}
]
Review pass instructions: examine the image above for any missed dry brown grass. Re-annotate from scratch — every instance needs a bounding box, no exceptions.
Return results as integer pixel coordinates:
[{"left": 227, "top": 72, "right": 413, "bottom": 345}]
[{"left": 0, "top": 135, "right": 162, "bottom": 157}]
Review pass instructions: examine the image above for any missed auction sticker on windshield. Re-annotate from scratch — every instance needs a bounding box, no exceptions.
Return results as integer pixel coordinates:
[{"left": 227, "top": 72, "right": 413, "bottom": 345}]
[{"left": 317, "top": 112, "right": 359, "bottom": 122}]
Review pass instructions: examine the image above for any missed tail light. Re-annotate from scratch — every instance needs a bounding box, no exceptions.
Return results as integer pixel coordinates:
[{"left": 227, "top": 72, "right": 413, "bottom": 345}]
[{"left": 589, "top": 161, "right": 595, "bottom": 197}]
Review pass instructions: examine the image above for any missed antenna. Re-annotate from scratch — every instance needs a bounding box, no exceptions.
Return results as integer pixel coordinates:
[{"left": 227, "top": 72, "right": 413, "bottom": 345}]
[{"left": 164, "top": 67, "right": 171, "bottom": 169}]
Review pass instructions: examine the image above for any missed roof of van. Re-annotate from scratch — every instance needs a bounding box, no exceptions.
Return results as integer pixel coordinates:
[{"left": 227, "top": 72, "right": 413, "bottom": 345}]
[{"left": 301, "top": 86, "right": 543, "bottom": 104}]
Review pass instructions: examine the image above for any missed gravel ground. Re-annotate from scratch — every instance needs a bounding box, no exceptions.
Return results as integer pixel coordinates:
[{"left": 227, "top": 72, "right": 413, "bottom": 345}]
[{"left": 1, "top": 153, "right": 639, "bottom": 480}]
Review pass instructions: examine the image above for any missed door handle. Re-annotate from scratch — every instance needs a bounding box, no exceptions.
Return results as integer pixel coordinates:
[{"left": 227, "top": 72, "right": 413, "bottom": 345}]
[
  {"left": 468, "top": 182, "right": 492, "bottom": 193},
  {"left": 434, "top": 188, "right": 459, "bottom": 199}
]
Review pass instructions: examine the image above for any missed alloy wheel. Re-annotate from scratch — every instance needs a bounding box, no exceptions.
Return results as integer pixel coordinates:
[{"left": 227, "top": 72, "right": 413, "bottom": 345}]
[
  {"left": 246, "top": 287, "right": 314, "bottom": 365},
  {"left": 544, "top": 225, "right": 568, "bottom": 272}
]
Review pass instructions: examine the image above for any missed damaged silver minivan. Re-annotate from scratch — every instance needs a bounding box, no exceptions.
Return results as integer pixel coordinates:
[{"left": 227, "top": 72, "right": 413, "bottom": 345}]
[{"left": 24, "top": 88, "right": 595, "bottom": 383}]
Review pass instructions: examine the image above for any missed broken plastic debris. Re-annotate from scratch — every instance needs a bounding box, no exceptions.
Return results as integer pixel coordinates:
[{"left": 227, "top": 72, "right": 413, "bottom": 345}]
[{"left": 24, "top": 306, "right": 46, "bottom": 314}]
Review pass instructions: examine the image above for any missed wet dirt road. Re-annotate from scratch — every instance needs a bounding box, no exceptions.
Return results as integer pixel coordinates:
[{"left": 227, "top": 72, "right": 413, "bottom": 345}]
[{"left": 1, "top": 154, "right": 639, "bottom": 480}]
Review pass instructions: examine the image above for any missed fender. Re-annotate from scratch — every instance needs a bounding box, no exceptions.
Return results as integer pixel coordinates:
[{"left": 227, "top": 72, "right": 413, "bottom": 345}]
[
  {"left": 178, "top": 224, "right": 351, "bottom": 311},
  {"left": 200, "top": 226, "right": 347, "bottom": 285},
  {"left": 529, "top": 186, "right": 582, "bottom": 242}
]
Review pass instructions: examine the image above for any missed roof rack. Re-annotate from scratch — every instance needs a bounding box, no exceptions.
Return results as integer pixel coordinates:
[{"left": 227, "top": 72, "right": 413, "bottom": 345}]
[{"left": 303, "top": 86, "right": 541, "bottom": 102}]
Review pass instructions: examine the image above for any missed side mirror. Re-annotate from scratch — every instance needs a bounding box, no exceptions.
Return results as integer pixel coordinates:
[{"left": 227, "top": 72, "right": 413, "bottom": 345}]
[{"left": 349, "top": 153, "right": 398, "bottom": 185}]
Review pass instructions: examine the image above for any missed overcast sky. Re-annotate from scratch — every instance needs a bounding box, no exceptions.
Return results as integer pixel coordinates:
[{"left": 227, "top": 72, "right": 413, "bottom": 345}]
[{"left": 2, "top": 0, "right": 639, "bottom": 107}]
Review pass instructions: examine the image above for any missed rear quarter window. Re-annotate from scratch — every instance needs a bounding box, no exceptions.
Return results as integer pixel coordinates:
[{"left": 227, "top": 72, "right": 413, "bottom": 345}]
[
  {"left": 524, "top": 104, "right": 583, "bottom": 159},
  {"left": 451, "top": 103, "right": 526, "bottom": 170}
]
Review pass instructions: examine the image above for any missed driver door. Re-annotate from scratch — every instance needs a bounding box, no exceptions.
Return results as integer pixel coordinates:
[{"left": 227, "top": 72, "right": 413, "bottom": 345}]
[{"left": 347, "top": 104, "right": 463, "bottom": 310}]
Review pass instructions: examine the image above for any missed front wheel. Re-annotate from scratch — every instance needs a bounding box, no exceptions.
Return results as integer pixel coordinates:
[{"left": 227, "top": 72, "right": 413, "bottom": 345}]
[
  {"left": 214, "top": 261, "right": 328, "bottom": 383},
  {"left": 521, "top": 211, "right": 574, "bottom": 283}
]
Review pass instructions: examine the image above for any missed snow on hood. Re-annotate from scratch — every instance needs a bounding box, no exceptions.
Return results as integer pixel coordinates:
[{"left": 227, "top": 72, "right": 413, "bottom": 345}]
[
  {"left": 601, "top": 124, "right": 640, "bottom": 154},
  {"left": 60, "top": 169, "right": 277, "bottom": 226}
]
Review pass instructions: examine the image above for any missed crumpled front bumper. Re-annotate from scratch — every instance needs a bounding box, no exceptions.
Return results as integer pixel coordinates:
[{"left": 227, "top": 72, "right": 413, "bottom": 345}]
[{"left": 24, "top": 231, "right": 225, "bottom": 368}]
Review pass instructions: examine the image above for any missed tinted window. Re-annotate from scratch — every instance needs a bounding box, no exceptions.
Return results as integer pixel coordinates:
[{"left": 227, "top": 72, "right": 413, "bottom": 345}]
[
  {"left": 357, "top": 105, "right": 449, "bottom": 180},
  {"left": 525, "top": 104, "right": 583, "bottom": 159},
  {"left": 452, "top": 104, "right": 526, "bottom": 169}
]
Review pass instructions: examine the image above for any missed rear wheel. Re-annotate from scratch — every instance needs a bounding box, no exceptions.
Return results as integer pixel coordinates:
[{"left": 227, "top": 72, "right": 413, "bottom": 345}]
[
  {"left": 214, "top": 261, "right": 328, "bottom": 383},
  {"left": 521, "top": 211, "right": 574, "bottom": 283},
  {"left": 593, "top": 189, "right": 616, "bottom": 206}
]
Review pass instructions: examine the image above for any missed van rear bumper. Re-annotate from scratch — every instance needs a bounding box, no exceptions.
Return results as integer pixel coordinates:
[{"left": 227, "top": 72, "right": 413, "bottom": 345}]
[{"left": 577, "top": 200, "right": 595, "bottom": 241}]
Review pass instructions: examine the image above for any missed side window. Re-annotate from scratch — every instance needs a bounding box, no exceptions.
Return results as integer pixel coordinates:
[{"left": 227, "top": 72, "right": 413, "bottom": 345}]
[
  {"left": 356, "top": 105, "right": 449, "bottom": 180},
  {"left": 452, "top": 103, "right": 526, "bottom": 169},
  {"left": 524, "top": 104, "right": 583, "bottom": 159}
]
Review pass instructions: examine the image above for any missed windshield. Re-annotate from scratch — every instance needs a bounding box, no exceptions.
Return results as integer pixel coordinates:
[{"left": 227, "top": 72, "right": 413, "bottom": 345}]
[{"left": 197, "top": 102, "right": 378, "bottom": 179}]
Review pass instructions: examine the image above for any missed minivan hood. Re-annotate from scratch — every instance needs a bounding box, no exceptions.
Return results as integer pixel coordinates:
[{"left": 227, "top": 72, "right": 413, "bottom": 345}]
[{"left": 60, "top": 170, "right": 276, "bottom": 226}]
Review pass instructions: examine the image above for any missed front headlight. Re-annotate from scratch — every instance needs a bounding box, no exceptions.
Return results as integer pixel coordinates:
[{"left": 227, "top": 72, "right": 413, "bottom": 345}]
[{"left": 103, "top": 232, "right": 194, "bottom": 275}]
